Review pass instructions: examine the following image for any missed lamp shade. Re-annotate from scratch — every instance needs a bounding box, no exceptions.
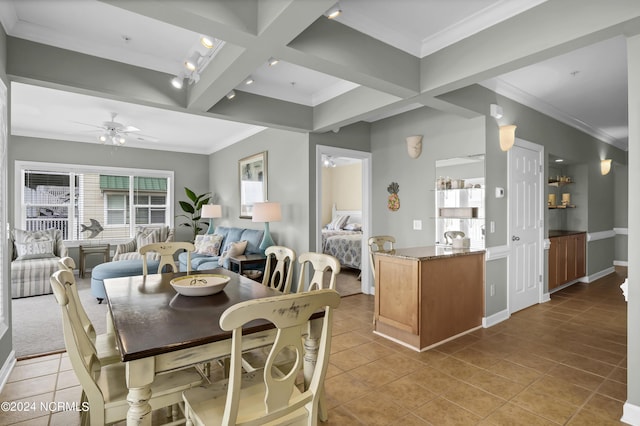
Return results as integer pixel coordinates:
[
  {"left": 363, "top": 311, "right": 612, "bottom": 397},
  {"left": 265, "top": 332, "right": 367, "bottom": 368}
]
[
  {"left": 252, "top": 202, "right": 281, "bottom": 223},
  {"left": 201, "top": 204, "right": 222, "bottom": 219},
  {"left": 601, "top": 159, "right": 612, "bottom": 175},
  {"left": 499, "top": 125, "right": 517, "bottom": 151}
]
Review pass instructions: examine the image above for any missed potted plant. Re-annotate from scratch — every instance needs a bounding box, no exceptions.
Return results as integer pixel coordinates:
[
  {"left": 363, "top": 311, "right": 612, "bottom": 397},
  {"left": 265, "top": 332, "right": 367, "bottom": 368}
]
[{"left": 177, "top": 187, "right": 211, "bottom": 241}]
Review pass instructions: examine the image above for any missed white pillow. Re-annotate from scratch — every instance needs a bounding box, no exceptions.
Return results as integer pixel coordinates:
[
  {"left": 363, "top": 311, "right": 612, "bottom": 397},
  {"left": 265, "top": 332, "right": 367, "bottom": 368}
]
[
  {"left": 219, "top": 240, "right": 248, "bottom": 268},
  {"left": 195, "top": 234, "right": 224, "bottom": 256},
  {"left": 136, "top": 228, "right": 160, "bottom": 248},
  {"left": 327, "top": 215, "right": 349, "bottom": 230},
  {"left": 16, "top": 240, "right": 55, "bottom": 260},
  {"left": 344, "top": 223, "right": 362, "bottom": 231}
]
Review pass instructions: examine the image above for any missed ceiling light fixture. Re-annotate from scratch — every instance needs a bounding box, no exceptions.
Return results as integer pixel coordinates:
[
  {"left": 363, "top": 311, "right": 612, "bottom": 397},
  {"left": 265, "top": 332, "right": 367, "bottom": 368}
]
[
  {"left": 244, "top": 76, "right": 255, "bottom": 85},
  {"left": 171, "top": 75, "right": 184, "bottom": 89},
  {"left": 268, "top": 57, "right": 279, "bottom": 66},
  {"left": 226, "top": 90, "right": 236, "bottom": 100},
  {"left": 99, "top": 130, "right": 126, "bottom": 146},
  {"left": 325, "top": 4, "right": 342, "bottom": 19},
  {"left": 172, "top": 35, "right": 224, "bottom": 89},
  {"left": 184, "top": 52, "right": 202, "bottom": 72},
  {"left": 200, "top": 36, "right": 215, "bottom": 49}
]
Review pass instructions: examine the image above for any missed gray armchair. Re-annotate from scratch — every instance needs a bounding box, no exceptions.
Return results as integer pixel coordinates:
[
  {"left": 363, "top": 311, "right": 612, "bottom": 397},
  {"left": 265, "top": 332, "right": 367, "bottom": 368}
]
[{"left": 11, "top": 228, "right": 68, "bottom": 298}]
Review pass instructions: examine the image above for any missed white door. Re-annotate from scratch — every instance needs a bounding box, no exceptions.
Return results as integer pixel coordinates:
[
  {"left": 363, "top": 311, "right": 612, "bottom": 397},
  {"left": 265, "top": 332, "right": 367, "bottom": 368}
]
[{"left": 509, "top": 142, "right": 543, "bottom": 313}]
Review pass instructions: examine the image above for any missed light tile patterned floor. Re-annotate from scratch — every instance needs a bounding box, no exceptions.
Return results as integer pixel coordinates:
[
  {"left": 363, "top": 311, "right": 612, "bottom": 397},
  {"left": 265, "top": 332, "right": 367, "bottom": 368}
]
[{"left": 0, "top": 267, "right": 627, "bottom": 425}]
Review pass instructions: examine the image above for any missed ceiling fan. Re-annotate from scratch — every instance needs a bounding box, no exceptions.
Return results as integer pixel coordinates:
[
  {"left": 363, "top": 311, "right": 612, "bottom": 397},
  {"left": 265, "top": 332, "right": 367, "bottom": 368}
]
[{"left": 78, "top": 112, "right": 159, "bottom": 145}]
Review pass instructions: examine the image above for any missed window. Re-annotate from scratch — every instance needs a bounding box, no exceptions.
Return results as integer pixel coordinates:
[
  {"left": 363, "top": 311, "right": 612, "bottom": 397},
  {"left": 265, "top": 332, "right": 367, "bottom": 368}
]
[{"left": 15, "top": 162, "right": 173, "bottom": 243}]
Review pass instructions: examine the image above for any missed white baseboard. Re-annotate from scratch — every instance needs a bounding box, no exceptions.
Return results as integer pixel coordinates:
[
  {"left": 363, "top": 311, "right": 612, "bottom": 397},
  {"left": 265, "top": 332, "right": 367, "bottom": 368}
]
[
  {"left": 0, "top": 351, "right": 16, "bottom": 394},
  {"left": 622, "top": 401, "right": 640, "bottom": 425},
  {"left": 541, "top": 292, "right": 551, "bottom": 303},
  {"left": 615, "top": 260, "right": 629, "bottom": 267},
  {"left": 483, "top": 309, "right": 510, "bottom": 327},
  {"left": 580, "top": 266, "right": 616, "bottom": 283}
]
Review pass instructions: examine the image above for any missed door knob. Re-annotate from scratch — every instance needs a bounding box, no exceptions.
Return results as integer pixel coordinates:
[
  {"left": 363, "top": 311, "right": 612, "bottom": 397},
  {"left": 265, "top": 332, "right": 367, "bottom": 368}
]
[{"left": 512, "top": 236, "right": 520, "bottom": 241}]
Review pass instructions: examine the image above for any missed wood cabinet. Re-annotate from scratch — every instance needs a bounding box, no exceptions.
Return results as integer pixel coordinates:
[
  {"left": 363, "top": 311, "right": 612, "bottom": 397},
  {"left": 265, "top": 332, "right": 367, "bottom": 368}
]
[
  {"left": 548, "top": 232, "right": 586, "bottom": 291},
  {"left": 374, "top": 247, "right": 484, "bottom": 351}
]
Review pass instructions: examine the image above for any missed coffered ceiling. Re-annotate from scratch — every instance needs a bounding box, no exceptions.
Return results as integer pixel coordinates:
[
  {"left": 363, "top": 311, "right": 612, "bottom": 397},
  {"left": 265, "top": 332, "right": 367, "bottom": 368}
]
[{"left": 0, "top": 0, "right": 634, "bottom": 154}]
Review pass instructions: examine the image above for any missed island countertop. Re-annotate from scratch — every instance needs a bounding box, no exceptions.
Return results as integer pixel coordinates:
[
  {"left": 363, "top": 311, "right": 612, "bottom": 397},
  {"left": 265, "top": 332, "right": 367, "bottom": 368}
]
[{"left": 374, "top": 245, "right": 485, "bottom": 261}]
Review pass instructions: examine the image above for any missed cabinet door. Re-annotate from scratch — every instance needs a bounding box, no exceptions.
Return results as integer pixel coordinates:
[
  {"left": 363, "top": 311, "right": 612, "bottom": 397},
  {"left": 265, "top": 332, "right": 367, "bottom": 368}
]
[
  {"left": 575, "top": 233, "right": 586, "bottom": 278},
  {"left": 556, "top": 237, "right": 568, "bottom": 285},
  {"left": 549, "top": 238, "right": 559, "bottom": 290},
  {"left": 375, "top": 256, "right": 419, "bottom": 334},
  {"left": 566, "top": 235, "right": 578, "bottom": 282}
]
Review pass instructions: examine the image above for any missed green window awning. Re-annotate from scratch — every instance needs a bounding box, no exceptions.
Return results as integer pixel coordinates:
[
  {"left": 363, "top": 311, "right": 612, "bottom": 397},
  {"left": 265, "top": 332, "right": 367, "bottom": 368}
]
[{"left": 100, "top": 176, "right": 167, "bottom": 192}]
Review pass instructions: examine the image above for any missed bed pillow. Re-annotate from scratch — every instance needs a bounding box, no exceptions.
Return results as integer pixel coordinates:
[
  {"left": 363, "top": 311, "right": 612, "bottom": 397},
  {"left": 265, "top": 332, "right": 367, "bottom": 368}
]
[
  {"left": 195, "top": 234, "right": 224, "bottom": 256},
  {"left": 327, "top": 215, "right": 349, "bottom": 230},
  {"left": 344, "top": 223, "right": 362, "bottom": 231}
]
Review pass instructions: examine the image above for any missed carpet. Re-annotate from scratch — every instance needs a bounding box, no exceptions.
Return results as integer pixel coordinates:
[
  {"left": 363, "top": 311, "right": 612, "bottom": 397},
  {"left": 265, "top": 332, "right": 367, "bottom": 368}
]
[{"left": 12, "top": 275, "right": 109, "bottom": 358}]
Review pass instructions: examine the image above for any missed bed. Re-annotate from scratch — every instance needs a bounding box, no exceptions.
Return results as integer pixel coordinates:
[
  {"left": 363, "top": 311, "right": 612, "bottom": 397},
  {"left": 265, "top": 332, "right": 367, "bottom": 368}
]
[{"left": 321, "top": 206, "right": 363, "bottom": 270}]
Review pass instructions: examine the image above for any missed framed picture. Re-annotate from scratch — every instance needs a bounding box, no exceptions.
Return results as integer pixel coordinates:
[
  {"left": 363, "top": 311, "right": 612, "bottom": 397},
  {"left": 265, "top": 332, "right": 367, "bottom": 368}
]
[{"left": 239, "top": 151, "right": 267, "bottom": 218}]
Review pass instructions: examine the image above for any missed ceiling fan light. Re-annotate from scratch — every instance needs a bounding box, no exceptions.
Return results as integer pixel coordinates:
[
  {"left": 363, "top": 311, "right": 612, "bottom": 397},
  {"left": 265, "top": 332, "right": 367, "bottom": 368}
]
[
  {"left": 99, "top": 134, "right": 108, "bottom": 143},
  {"left": 171, "top": 75, "right": 184, "bottom": 89},
  {"left": 200, "top": 36, "right": 215, "bottom": 49}
]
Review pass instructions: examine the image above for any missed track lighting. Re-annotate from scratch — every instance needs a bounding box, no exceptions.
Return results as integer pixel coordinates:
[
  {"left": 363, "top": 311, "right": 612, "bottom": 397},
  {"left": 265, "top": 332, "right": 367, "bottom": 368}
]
[
  {"left": 184, "top": 52, "right": 202, "bottom": 72},
  {"left": 244, "top": 76, "right": 255, "bottom": 85},
  {"left": 226, "top": 90, "right": 236, "bottom": 100},
  {"left": 200, "top": 36, "right": 214, "bottom": 49},
  {"left": 268, "top": 57, "right": 279, "bottom": 66},
  {"left": 171, "top": 75, "right": 184, "bottom": 89},
  {"left": 325, "top": 4, "right": 342, "bottom": 19}
]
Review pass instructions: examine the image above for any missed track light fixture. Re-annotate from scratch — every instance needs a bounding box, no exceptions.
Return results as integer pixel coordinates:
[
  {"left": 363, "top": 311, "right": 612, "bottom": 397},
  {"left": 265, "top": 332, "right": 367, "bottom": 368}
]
[
  {"left": 184, "top": 52, "right": 202, "bottom": 72},
  {"left": 325, "top": 3, "right": 342, "bottom": 19},
  {"left": 244, "top": 76, "right": 255, "bottom": 85},
  {"left": 171, "top": 35, "right": 224, "bottom": 89},
  {"left": 268, "top": 57, "right": 279, "bottom": 66},
  {"left": 200, "top": 36, "right": 214, "bottom": 49},
  {"left": 171, "top": 75, "right": 184, "bottom": 89},
  {"left": 226, "top": 90, "right": 236, "bottom": 100}
]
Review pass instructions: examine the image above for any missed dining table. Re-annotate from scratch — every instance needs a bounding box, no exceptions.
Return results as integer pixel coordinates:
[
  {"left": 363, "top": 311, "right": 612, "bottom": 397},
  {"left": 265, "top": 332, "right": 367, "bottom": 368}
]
[{"left": 104, "top": 267, "right": 327, "bottom": 426}]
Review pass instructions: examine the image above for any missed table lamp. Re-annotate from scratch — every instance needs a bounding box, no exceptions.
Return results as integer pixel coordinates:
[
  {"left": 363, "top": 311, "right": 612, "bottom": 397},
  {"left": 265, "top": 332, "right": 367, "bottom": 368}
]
[
  {"left": 252, "top": 201, "right": 281, "bottom": 252},
  {"left": 201, "top": 204, "right": 222, "bottom": 234}
]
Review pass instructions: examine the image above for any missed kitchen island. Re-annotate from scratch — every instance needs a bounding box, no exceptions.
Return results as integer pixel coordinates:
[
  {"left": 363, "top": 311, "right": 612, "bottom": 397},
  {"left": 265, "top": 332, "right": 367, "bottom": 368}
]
[{"left": 373, "top": 246, "right": 485, "bottom": 351}]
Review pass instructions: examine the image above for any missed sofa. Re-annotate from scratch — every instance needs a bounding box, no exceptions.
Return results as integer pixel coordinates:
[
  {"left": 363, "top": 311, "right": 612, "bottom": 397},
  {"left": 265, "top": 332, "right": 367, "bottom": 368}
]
[
  {"left": 178, "top": 226, "right": 264, "bottom": 271},
  {"left": 10, "top": 228, "right": 68, "bottom": 298},
  {"left": 113, "top": 225, "right": 174, "bottom": 261}
]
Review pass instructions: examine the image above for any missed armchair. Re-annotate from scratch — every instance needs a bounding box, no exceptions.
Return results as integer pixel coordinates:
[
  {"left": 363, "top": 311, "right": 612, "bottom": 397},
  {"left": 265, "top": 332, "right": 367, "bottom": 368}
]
[
  {"left": 11, "top": 228, "right": 68, "bottom": 298},
  {"left": 112, "top": 225, "right": 174, "bottom": 262}
]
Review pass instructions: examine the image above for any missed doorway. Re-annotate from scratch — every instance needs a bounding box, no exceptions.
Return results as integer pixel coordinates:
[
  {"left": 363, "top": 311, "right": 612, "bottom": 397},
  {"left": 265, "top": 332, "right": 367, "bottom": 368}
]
[
  {"left": 315, "top": 145, "right": 372, "bottom": 295},
  {"left": 508, "top": 139, "right": 544, "bottom": 313}
]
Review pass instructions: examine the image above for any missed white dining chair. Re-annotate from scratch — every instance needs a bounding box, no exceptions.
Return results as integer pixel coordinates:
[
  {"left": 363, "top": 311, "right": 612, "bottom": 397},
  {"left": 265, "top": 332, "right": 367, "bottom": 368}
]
[
  {"left": 139, "top": 241, "right": 195, "bottom": 275},
  {"left": 182, "top": 289, "right": 341, "bottom": 425},
  {"left": 367, "top": 235, "right": 396, "bottom": 281},
  {"left": 262, "top": 245, "right": 296, "bottom": 294},
  {"left": 56, "top": 257, "right": 120, "bottom": 366},
  {"left": 297, "top": 252, "right": 341, "bottom": 292},
  {"left": 50, "top": 269, "right": 204, "bottom": 426}
]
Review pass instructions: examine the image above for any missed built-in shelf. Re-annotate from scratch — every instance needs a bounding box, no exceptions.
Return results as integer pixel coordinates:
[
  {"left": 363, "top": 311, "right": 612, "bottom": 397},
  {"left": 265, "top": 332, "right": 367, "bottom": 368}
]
[{"left": 548, "top": 205, "right": 576, "bottom": 209}]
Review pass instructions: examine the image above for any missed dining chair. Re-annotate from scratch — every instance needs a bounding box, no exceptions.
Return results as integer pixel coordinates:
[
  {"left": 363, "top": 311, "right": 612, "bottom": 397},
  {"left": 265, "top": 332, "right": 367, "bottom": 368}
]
[
  {"left": 182, "top": 289, "right": 341, "bottom": 426},
  {"left": 262, "top": 245, "right": 296, "bottom": 294},
  {"left": 296, "top": 252, "right": 341, "bottom": 292},
  {"left": 56, "top": 257, "right": 120, "bottom": 366},
  {"left": 139, "top": 241, "right": 195, "bottom": 275},
  {"left": 50, "top": 269, "right": 204, "bottom": 426},
  {"left": 444, "top": 230, "right": 465, "bottom": 245},
  {"left": 368, "top": 235, "right": 396, "bottom": 281}
]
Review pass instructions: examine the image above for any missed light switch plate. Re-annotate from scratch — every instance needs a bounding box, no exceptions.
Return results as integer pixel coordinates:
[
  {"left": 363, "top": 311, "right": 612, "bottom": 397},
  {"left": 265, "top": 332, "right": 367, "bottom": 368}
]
[{"left": 413, "top": 220, "right": 422, "bottom": 230}]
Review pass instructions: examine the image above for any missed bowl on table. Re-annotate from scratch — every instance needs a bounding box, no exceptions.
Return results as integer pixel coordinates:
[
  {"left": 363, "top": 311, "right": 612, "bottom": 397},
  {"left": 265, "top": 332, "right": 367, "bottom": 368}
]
[{"left": 170, "top": 274, "right": 230, "bottom": 296}]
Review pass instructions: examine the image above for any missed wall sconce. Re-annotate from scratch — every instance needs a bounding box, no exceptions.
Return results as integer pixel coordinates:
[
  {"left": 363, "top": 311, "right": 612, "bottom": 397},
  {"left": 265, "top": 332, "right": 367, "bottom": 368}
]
[
  {"left": 499, "top": 125, "right": 517, "bottom": 151},
  {"left": 406, "top": 135, "right": 423, "bottom": 159},
  {"left": 601, "top": 159, "right": 612, "bottom": 175}
]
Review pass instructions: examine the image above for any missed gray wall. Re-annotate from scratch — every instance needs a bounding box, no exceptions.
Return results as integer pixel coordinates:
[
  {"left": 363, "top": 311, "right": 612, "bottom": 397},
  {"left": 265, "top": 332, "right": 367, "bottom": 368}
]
[
  {"left": 370, "top": 106, "right": 485, "bottom": 247},
  {"left": 614, "top": 164, "right": 628, "bottom": 263},
  {"left": 208, "top": 128, "right": 310, "bottom": 264}
]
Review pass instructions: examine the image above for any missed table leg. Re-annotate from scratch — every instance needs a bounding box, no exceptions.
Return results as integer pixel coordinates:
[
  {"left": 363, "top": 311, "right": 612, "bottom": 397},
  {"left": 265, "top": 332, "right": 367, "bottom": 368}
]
[
  {"left": 126, "top": 358, "right": 155, "bottom": 426},
  {"left": 304, "top": 319, "right": 328, "bottom": 422}
]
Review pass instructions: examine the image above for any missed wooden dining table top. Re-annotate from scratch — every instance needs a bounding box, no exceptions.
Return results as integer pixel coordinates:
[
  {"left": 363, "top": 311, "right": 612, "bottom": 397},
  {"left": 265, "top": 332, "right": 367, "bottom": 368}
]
[{"left": 103, "top": 268, "right": 283, "bottom": 362}]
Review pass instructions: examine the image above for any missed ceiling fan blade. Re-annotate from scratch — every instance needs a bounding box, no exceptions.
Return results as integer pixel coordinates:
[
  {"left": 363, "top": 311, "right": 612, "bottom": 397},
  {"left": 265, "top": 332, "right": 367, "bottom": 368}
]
[
  {"left": 131, "top": 133, "right": 159, "bottom": 143},
  {"left": 121, "top": 125, "right": 140, "bottom": 133},
  {"left": 72, "top": 120, "right": 106, "bottom": 130}
]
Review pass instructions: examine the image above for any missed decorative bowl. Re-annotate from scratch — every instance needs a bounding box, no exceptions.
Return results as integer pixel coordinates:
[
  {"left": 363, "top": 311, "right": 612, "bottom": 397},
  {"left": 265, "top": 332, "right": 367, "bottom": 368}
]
[{"left": 170, "top": 274, "right": 230, "bottom": 296}]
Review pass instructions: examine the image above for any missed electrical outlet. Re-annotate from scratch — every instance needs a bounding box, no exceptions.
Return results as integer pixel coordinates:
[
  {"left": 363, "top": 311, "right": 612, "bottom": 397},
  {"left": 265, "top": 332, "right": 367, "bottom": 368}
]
[
  {"left": 413, "top": 220, "right": 422, "bottom": 230},
  {"left": 490, "top": 284, "right": 495, "bottom": 296}
]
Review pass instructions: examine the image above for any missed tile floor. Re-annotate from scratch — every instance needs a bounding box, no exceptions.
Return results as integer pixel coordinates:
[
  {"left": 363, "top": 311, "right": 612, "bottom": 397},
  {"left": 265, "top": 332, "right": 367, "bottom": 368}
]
[{"left": 0, "top": 267, "right": 628, "bottom": 425}]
